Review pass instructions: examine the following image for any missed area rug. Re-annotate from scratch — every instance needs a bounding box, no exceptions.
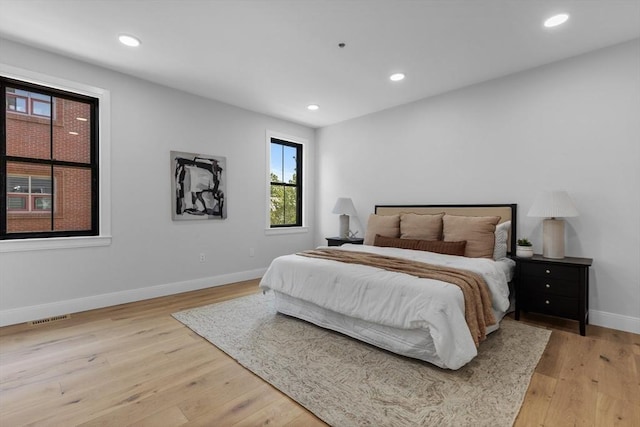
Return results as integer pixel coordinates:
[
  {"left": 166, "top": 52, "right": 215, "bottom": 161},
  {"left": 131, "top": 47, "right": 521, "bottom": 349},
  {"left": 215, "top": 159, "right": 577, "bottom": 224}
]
[{"left": 172, "top": 293, "right": 551, "bottom": 427}]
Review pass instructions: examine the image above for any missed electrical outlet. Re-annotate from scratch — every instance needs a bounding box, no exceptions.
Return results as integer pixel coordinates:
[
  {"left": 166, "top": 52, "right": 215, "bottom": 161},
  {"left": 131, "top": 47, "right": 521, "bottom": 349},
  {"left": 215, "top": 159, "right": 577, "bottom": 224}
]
[
  {"left": 249, "top": 247, "right": 255, "bottom": 257},
  {"left": 199, "top": 253, "right": 206, "bottom": 262}
]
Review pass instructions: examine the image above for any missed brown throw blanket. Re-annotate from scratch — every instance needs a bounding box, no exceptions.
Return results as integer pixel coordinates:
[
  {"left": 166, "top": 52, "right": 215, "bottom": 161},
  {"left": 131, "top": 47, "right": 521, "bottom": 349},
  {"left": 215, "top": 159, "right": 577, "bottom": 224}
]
[{"left": 297, "top": 248, "right": 496, "bottom": 347}]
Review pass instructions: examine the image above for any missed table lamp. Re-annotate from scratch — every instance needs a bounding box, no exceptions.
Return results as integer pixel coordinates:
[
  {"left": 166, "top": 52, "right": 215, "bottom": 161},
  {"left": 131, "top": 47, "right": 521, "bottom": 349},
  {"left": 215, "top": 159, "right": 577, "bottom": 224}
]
[
  {"left": 527, "top": 190, "right": 578, "bottom": 259},
  {"left": 332, "top": 197, "right": 358, "bottom": 238}
]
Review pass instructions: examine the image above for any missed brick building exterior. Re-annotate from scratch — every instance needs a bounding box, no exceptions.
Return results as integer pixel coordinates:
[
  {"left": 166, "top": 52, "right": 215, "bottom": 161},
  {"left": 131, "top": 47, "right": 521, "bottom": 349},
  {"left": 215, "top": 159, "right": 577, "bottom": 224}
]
[{"left": 6, "top": 91, "right": 93, "bottom": 234}]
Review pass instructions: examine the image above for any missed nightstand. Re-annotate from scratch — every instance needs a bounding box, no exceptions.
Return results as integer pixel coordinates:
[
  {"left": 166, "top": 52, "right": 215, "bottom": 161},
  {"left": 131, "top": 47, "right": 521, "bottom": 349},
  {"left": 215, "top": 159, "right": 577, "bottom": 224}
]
[
  {"left": 325, "top": 237, "right": 364, "bottom": 247},
  {"left": 514, "top": 254, "right": 592, "bottom": 336}
]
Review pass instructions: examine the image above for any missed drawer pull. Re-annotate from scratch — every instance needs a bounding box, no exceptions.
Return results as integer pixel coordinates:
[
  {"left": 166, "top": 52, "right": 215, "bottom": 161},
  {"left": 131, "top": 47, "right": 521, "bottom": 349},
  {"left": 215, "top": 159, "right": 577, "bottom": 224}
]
[
  {"left": 545, "top": 284, "right": 551, "bottom": 288},
  {"left": 545, "top": 300, "right": 550, "bottom": 305},
  {"left": 545, "top": 269, "right": 551, "bottom": 274}
]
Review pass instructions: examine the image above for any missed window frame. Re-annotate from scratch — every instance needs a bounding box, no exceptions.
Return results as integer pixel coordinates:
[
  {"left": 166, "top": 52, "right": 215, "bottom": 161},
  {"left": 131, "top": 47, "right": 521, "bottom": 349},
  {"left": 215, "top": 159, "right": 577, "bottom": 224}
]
[
  {"left": 1, "top": 77, "right": 98, "bottom": 240},
  {"left": 0, "top": 64, "right": 111, "bottom": 252},
  {"left": 265, "top": 130, "right": 308, "bottom": 234},
  {"left": 269, "top": 137, "right": 303, "bottom": 228}
]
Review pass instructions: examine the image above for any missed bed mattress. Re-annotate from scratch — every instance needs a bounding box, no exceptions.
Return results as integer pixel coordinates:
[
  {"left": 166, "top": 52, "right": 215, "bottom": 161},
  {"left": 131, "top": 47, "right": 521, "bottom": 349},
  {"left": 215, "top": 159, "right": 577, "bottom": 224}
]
[
  {"left": 273, "top": 291, "right": 507, "bottom": 368},
  {"left": 260, "top": 244, "right": 515, "bottom": 369}
]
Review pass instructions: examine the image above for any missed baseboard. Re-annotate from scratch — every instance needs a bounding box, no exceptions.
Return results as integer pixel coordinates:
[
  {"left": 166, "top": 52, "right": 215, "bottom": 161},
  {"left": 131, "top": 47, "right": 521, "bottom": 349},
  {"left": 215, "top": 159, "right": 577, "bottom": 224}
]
[
  {"left": 0, "top": 268, "right": 267, "bottom": 327},
  {"left": 590, "top": 309, "right": 640, "bottom": 334}
]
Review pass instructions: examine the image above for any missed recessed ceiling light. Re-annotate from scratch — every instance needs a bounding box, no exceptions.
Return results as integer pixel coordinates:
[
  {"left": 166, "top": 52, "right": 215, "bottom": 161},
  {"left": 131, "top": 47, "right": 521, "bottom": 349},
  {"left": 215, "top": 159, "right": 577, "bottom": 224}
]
[
  {"left": 307, "top": 104, "right": 319, "bottom": 111},
  {"left": 390, "top": 73, "right": 405, "bottom": 82},
  {"left": 69, "top": 131, "right": 79, "bottom": 135},
  {"left": 76, "top": 117, "right": 87, "bottom": 122},
  {"left": 118, "top": 34, "right": 141, "bottom": 47},
  {"left": 544, "top": 13, "right": 569, "bottom": 28}
]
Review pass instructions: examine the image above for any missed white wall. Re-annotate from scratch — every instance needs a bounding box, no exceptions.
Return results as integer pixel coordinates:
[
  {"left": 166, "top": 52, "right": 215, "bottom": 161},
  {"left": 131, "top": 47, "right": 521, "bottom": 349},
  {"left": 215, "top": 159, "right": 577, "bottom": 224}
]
[
  {"left": 316, "top": 40, "right": 640, "bottom": 333},
  {"left": 0, "top": 39, "right": 315, "bottom": 325}
]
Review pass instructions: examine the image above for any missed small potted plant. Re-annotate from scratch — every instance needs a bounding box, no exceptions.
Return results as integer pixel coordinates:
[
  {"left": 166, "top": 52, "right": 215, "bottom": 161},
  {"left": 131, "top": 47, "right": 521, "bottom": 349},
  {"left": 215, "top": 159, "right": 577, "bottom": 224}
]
[{"left": 516, "top": 238, "right": 534, "bottom": 258}]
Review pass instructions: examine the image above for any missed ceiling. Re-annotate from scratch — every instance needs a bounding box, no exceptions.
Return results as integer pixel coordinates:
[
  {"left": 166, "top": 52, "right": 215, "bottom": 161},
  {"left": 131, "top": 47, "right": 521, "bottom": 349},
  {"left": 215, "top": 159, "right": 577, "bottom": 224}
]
[{"left": 1, "top": 1, "right": 639, "bottom": 129}]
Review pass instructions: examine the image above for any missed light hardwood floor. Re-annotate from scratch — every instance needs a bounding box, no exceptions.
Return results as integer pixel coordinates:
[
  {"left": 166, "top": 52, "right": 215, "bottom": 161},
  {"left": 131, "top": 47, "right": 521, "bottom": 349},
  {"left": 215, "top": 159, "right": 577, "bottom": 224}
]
[{"left": 1, "top": 279, "right": 638, "bottom": 426}]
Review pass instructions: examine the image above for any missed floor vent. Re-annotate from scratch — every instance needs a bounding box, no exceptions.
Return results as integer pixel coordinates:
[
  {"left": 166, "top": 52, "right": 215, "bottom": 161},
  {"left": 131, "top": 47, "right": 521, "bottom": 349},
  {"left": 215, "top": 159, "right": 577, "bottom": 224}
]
[{"left": 29, "top": 314, "right": 71, "bottom": 326}]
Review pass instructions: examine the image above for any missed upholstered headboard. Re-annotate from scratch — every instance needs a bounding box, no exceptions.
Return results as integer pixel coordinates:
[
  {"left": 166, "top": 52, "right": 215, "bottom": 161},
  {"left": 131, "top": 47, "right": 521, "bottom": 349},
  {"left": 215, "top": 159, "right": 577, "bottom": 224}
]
[{"left": 374, "top": 204, "right": 517, "bottom": 254}]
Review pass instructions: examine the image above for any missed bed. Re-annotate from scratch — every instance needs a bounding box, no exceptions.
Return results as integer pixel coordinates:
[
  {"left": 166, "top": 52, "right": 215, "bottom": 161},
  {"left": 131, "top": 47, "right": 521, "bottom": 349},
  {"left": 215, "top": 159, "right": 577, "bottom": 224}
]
[{"left": 259, "top": 204, "right": 517, "bottom": 370}]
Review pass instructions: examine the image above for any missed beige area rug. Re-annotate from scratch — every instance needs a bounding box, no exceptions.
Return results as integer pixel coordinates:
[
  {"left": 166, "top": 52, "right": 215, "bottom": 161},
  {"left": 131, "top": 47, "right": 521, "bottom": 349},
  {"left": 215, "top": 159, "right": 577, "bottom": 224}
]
[{"left": 173, "top": 292, "right": 551, "bottom": 427}]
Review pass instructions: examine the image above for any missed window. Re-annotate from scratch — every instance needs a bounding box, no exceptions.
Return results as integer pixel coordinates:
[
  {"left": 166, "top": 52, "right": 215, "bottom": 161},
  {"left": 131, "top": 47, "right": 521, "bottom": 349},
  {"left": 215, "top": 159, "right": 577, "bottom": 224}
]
[
  {"left": 6, "top": 88, "right": 53, "bottom": 118},
  {"left": 7, "top": 175, "right": 52, "bottom": 212},
  {"left": 1, "top": 76, "right": 99, "bottom": 239},
  {"left": 269, "top": 137, "right": 302, "bottom": 227}
]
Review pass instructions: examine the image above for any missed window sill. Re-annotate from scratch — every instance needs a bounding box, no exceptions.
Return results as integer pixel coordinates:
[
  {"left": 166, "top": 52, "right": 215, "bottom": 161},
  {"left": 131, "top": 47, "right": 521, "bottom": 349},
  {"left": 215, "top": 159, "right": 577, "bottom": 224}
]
[
  {"left": 264, "top": 226, "right": 309, "bottom": 236},
  {"left": 0, "top": 235, "right": 112, "bottom": 253}
]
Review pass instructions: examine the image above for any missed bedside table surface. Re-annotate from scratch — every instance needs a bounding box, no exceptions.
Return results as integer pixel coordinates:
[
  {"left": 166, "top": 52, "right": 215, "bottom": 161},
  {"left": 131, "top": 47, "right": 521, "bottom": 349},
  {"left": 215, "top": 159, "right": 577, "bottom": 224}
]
[
  {"left": 512, "top": 254, "right": 592, "bottom": 267},
  {"left": 325, "top": 237, "right": 364, "bottom": 247}
]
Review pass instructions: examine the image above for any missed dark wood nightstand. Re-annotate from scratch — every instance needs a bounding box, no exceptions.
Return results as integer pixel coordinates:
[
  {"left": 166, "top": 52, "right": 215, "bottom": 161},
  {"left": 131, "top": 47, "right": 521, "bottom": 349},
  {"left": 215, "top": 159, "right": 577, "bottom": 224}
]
[
  {"left": 514, "top": 254, "right": 593, "bottom": 336},
  {"left": 325, "top": 237, "right": 364, "bottom": 247}
]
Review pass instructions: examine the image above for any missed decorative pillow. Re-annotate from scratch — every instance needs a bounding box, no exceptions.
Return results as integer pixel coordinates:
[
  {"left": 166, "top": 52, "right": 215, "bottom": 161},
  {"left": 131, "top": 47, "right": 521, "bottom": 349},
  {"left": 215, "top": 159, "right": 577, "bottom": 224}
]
[
  {"left": 400, "top": 213, "right": 444, "bottom": 240},
  {"left": 415, "top": 239, "right": 467, "bottom": 256},
  {"left": 364, "top": 214, "right": 400, "bottom": 245},
  {"left": 373, "top": 235, "right": 467, "bottom": 256},
  {"left": 373, "top": 234, "right": 420, "bottom": 250},
  {"left": 493, "top": 220, "right": 511, "bottom": 260},
  {"left": 443, "top": 214, "right": 500, "bottom": 258}
]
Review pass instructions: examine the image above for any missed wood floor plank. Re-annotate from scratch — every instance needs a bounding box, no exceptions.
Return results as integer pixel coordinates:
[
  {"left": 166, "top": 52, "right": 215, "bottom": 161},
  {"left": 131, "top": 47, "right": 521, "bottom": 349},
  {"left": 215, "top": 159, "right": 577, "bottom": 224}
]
[
  {"left": 589, "top": 324, "right": 640, "bottom": 347},
  {"left": 283, "top": 411, "right": 327, "bottom": 426},
  {"left": 127, "top": 406, "right": 189, "bottom": 427},
  {"left": 594, "top": 337, "right": 640, "bottom": 404},
  {"left": 0, "top": 379, "right": 63, "bottom": 415},
  {"left": 533, "top": 330, "right": 570, "bottom": 378},
  {"left": 1, "top": 352, "right": 111, "bottom": 395},
  {"left": 104, "top": 331, "right": 197, "bottom": 366},
  {"left": 1, "top": 279, "right": 638, "bottom": 427},
  {"left": 2, "top": 332, "right": 235, "bottom": 425},
  {"left": 543, "top": 335, "right": 600, "bottom": 427},
  {"left": 595, "top": 392, "right": 640, "bottom": 427},
  {"left": 177, "top": 369, "right": 266, "bottom": 421},
  {"left": 0, "top": 330, "right": 104, "bottom": 369},
  {"left": 230, "top": 396, "right": 307, "bottom": 426},
  {"left": 182, "top": 382, "right": 281, "bottom": 426},
  {"left": 0, "top": 318, "right": 116, "bottom": 354},
  {"left": 3, "top": 358, "right": 217, "bottom": 426},
  {"left": 74, "top": 370, "right": 223, "bottom": 426},
  {"left": 57, "top": 358, "right": 235, "bottom": 427},
  {"left": 513, "top": 372, "right": 556, "bottom": 426}
]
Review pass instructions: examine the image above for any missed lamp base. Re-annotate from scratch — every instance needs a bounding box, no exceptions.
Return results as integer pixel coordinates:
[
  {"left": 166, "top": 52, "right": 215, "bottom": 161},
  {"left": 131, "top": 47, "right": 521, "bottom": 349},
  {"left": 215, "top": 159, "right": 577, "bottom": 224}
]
[
  {"left": 543, "top": 218, "right": 565, "bottom": 259},
  {"left": 339, "top": 214, "right": 349, "bottom": 239}
]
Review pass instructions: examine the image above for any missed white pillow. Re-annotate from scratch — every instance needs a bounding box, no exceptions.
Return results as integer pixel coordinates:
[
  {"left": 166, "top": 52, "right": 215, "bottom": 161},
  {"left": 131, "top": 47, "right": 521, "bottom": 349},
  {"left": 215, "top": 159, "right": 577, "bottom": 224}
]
[{"left": 493, "top": 221, "right": 511, "bottom": 260}]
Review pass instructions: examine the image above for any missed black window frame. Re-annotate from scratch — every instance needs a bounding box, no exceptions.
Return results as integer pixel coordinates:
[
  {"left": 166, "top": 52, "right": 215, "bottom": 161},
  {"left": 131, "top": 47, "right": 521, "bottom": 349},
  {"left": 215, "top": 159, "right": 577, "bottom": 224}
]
[
  {"left": 1, "top": 76, "right": 99, "bottom": 240},
  {"left": 269, "top": 137, "right": 302, "bottom": 228}
]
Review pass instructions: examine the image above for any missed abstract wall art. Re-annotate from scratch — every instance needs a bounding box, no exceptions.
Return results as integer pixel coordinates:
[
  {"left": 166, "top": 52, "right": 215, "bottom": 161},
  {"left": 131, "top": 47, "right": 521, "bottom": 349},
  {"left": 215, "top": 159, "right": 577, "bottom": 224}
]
[{"left": 171, "top": 151, "right": 226, "bottom": 220}]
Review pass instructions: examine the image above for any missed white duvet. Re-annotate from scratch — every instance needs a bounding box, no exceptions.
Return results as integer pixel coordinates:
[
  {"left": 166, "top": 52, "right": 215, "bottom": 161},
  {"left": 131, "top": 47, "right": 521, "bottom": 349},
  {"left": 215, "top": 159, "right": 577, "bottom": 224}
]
[{"left": 259, "top": 244, "right": 513, "bottom": 369}]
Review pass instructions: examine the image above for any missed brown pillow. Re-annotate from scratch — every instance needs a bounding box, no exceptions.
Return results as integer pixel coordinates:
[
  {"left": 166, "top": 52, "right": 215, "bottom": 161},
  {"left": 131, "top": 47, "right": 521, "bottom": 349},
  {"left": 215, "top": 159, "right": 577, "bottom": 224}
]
[
  {"left": 415, "top": 239, "right": 467, "bottom": 256},
  {"left": 364, "top": 214, "right": 400, "bottom": 245},
  {"left": 443, "top": 214, "right": 500, "bottom": 258},
  {"left": 400, "top": 213, "right": 444, "bottom": 240},
  {"left": 373, "top": 234, "right": 420, "bottom": 250},
  {"left": 373, "top": 235, "right": 467, "bottom": 256}
]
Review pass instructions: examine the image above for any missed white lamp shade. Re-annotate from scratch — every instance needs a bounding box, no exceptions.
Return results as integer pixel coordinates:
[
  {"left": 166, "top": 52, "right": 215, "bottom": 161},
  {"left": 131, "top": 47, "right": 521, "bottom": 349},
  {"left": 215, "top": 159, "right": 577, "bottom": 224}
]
[
  {"left": 527, "top": 191, "right": 578, "bottom": 218},
  {"left": 332, "top": 197, "right": 358, "bottom": 216}
]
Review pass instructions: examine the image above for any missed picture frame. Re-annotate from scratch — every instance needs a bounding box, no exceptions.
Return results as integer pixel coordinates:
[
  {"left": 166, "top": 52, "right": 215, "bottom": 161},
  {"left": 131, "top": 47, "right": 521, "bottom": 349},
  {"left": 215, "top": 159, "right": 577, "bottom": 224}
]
[{"left": 171, "top": 151, "right": 226, "bottom": 220}]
